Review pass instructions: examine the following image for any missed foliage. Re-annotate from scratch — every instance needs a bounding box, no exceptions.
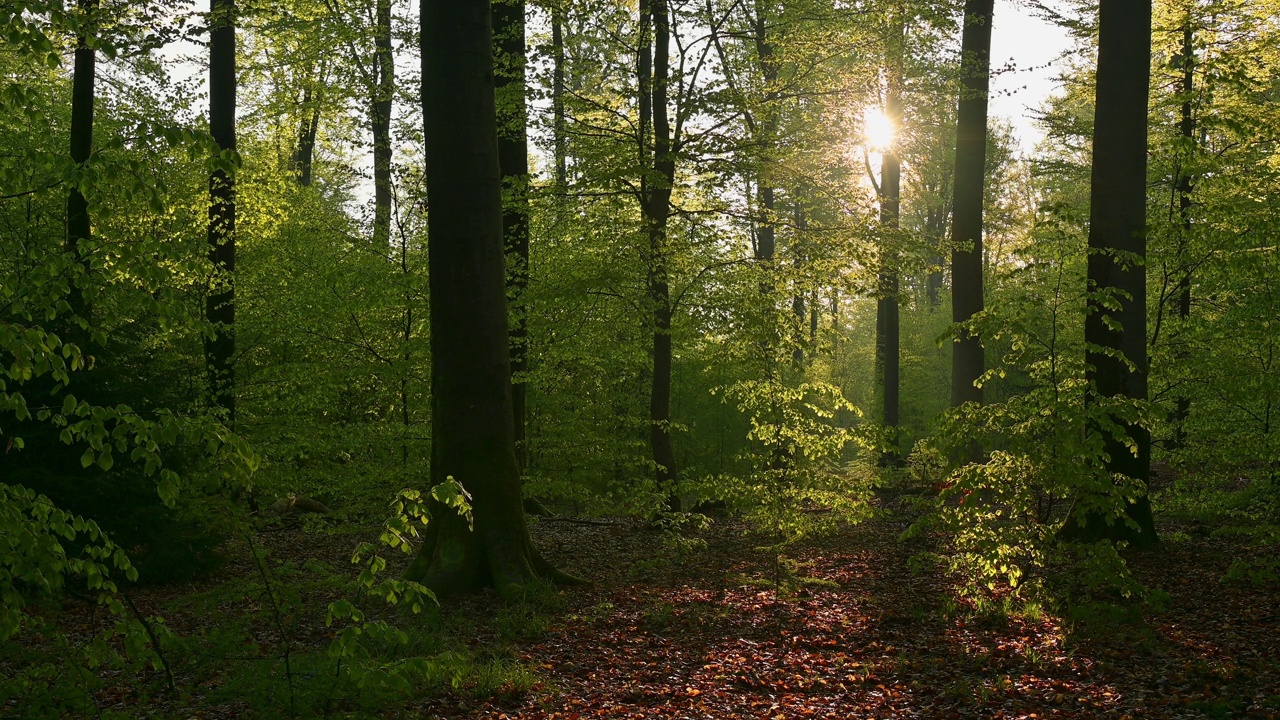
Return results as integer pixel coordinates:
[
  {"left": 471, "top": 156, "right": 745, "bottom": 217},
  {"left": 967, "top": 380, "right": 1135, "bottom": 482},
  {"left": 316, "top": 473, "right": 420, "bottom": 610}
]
[{"left": 324, "top": 479, "right": 466, "bottom": 693}]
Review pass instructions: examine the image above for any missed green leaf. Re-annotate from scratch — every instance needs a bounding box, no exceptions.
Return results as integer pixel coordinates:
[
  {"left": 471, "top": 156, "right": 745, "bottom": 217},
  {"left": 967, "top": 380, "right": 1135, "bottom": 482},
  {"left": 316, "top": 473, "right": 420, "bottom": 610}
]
[{"left": 81, "top": 447, "right": 94, "bottom": 468}]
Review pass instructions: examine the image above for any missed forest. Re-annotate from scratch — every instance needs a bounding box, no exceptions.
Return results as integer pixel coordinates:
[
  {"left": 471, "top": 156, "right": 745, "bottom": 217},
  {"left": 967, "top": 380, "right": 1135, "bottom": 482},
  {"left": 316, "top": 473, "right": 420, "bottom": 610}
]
[{"left": 1, "top": 0, "right": 1278, "bottom": 716}]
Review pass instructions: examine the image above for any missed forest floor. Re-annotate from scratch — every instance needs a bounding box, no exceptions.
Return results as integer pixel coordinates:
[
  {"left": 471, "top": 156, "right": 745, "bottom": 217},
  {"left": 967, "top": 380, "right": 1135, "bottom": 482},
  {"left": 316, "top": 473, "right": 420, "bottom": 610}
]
[{"left": 10, "top": 504, "right": 1280, "bottom": 719}]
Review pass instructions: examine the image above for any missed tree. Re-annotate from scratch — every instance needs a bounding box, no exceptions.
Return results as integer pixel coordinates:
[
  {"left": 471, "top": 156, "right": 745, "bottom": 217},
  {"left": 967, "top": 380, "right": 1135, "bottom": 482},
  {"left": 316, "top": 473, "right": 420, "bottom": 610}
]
[
  {"left": 948, "top": 0, "right": 993, "bottom": 410},
  {"left": 638, "top": 0, "right": 680, "bottom": 508},
  {"left": 207, "top": 0, "right": 238, "bottom": 423},
  {"left": 1064, "top": 0, "right": 1158, "bottom": 546},
  {"left": 65, "top": 0, "right": 98, "bottom": 325},
  {"left": 874, "top": 12, "right": 904, "bottom": 459},
  {"left": 1170, "top": 15, "right": 1194, "bottom": 448},
  {"left": 494, "top": 0, "right": 531, "bottom": 472},
  {"left": 405, "top": 0, "right": 570, "bottom": 597},
  {"left": 372, "top": 0, "right": 393, "bottom": 246}
]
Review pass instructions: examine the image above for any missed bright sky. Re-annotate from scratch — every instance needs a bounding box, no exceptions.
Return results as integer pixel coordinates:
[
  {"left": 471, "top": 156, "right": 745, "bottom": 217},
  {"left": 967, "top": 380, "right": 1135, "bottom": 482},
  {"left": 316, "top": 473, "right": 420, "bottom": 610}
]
[{"left": 987, "top": 0, "right": 1073, "bottom": 153}]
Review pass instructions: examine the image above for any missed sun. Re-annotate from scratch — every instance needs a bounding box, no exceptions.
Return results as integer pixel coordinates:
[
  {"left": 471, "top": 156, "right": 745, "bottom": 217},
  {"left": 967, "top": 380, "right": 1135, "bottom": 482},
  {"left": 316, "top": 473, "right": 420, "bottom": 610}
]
[{"left": 862, "top": 106, "right": 895, "bottom": 151}]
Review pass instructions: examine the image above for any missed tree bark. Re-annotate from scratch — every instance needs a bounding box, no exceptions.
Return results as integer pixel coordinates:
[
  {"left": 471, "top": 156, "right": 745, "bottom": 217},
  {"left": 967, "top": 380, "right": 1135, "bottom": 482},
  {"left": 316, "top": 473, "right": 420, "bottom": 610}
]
[
  {"left": 65, "top": 0, "right": 97, "bottom": 325},
  {"left": 291, "top": 76, "right": 323, "bottom": 187},
  {"left": 372, "top": 0, "right": 394, "bottom": 246},
  {"left": 638, "top": 0, "right": 679, "bottom": 507},
  {"left": 206, "top": 0, "right": 237, "bottom": 424},
  {"left": 1063, "top": 0, "right": 1157, "bottom": 547},
  {"left": 551, "top": 2, "right": 567, "bottom": 190},
  {"left": 494, "top": 0, "right": 530, "bottom": 473},
  {"left": 875, "top": 20, "right": 903, "bottom": 460},
  {"left": 1172, "top": 19, "right": 1194, "bottom": 449},
  {"left": 405, "top": 0, "right": 572, "bottom": 597},
  {"left": 949, "top": 0, "right": 993, "bottom": 410}
]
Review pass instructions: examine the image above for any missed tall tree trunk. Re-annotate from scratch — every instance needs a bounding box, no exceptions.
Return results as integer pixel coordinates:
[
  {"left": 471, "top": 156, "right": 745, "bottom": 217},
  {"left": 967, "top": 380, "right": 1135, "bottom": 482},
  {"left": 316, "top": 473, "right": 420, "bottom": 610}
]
[
  {"left": 750, "top": 0, "right": 782, "bottom": 378},
  {"left": 406, "top": 0, "right": 572, "bottom": 597},
  {"left": 1172, "top": 18, "right": 1194, "bottom": 449},
  {"left": 65, "top": 0, "right": 97, "bottom": 325},
  {"left": 371, "top": 0, "right": 394, "bottom": 246},
  {"left": 949, "top": 0, "right": 993, "bottom": 410},
  {"left": 875, "top": 20, "right": 903, "bottom": 459},
  {"left": 551, "top": 2, "right": 567, "bottom": 190},
  {"left": 494, "top": 0, "right": 530, "bottom": 473},
  {"left": 638, "top": 0, "right": 679, "bottom": 507},
  {"left": 1063, "top": 0, "right": 1157, "bottom": 547},
  {"left": 206, "top": 0, "right": 237, "bottom": 424}
]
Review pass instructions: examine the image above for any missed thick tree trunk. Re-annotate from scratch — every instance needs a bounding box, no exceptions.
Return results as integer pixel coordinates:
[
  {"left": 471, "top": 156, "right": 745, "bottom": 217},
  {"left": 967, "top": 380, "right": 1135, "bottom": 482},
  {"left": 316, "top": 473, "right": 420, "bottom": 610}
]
[
  {"left": 638, "top": 0, "right": 679, "bottom": 506},
  {"left": 372, "top": 0, "right": 394, "bottom": 246},
  {"left": 406, "top": 0, "right": 572, "bottom": 597},
  {"left": 875, "top": 25, "right": 903, "bottom": 459},
  {"left": 494, "top": 0, "right": 531, "bottom": 473},
  {"left": 949, "top": 0, "right": 993, "bottom": 410},
  {"left": 65, "top": 0, "right": 97, "bottom": 325},
  {"left": 206, "top": 0, "right": 237, "bottom": 424},
  {"left": 1063, "top": 0, "right": 1157, "bottom": 547}
]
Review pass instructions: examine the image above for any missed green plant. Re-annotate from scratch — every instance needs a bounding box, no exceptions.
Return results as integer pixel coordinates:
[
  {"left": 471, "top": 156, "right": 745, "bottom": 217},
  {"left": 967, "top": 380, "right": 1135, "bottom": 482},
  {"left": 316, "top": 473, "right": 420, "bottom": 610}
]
[
  {"left": 324, "top": 479, "right": 470, "bottom": 692},
  {"left": 711, "top": 379, "right": 876, "bottom": 592}
]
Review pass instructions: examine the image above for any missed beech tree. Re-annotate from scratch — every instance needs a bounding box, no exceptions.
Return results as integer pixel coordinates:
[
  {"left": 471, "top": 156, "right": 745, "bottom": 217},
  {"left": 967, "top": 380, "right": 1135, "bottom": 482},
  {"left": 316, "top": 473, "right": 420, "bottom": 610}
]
[
  {"left": 1065, "top": 0, "right": 1158, "bottom": 546},
  {"left": 948, "top": 0, "right": 993, "bottom": 410},
  {"left": 638, "top": 0, "right": 679, "bottom": 507},
  {"left": 874, "top": 12, "right": 904, "bottom": 459},
  {"left": 405, "top": 0, "right": 570, "bottom": 596}
]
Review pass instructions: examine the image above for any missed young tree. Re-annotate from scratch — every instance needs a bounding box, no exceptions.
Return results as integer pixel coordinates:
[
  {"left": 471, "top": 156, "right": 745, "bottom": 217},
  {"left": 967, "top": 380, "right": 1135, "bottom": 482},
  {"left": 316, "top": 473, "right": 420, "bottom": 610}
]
[
  {"left": 1065, "top": 0, "right": 1158, "bottom": 546},
  {"left": 948, "top": 0, "right": 993, "bottom": 410},
  {"left": 406, "top": 0, "right": 570, "bottom": 596},
  {"left": 207, "top": 0, "right": 238, "bottom": 423}
]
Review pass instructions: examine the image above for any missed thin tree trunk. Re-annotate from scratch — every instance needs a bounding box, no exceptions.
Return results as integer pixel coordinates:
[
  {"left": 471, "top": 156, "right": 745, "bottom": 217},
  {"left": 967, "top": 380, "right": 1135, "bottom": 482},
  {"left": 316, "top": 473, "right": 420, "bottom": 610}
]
[
  {"left": 949, "top": 0, "right": 993, "bottom": 410},
  {"left": 206, "top": 0, "right": 237, "bottom": 424},
  {"left": 372, "top": 0, "right": 394, "bottom": 246},
  {"left": 639, "top": 0, "right": 679, "bottom": 508},
  {"left": 494, "top": 0, "right": 531, "bottom": 473},
  {"left": 1172, "top": 18, "right": 1194, "bottom": 449},
  {"left": 406, "top": 0, "right": 574, "bottom": 596},
  {"left": 551, "top": 2, "right": 567, "bottom": 190},
  {"left": 1063, "top": 0, "right": 1157, "bottom": 547},
  {"left": 66, "top": 0, "right": 97, "bottom": 325},
  {"left": 291, "top": 77, "right": 322, "bottom": 186},
  {"left": 926, "top": 207, "right": 946, "bottom": 310},
  {"left": 751, "top": 1, "right": 781, "bottom": 377},
  {"left": 875, "top": 19, "right": 903, "bottom": 459},
  {"left": 792, "top": 198, "right": 809, "bottom": 366}
]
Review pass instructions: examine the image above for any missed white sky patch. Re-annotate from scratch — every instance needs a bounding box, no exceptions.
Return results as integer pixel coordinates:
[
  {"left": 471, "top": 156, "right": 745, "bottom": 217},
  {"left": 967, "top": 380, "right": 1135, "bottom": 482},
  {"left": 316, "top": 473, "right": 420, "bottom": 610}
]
[{"left": 988, "top": 0, "right": 1072, "bottom": 152}]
